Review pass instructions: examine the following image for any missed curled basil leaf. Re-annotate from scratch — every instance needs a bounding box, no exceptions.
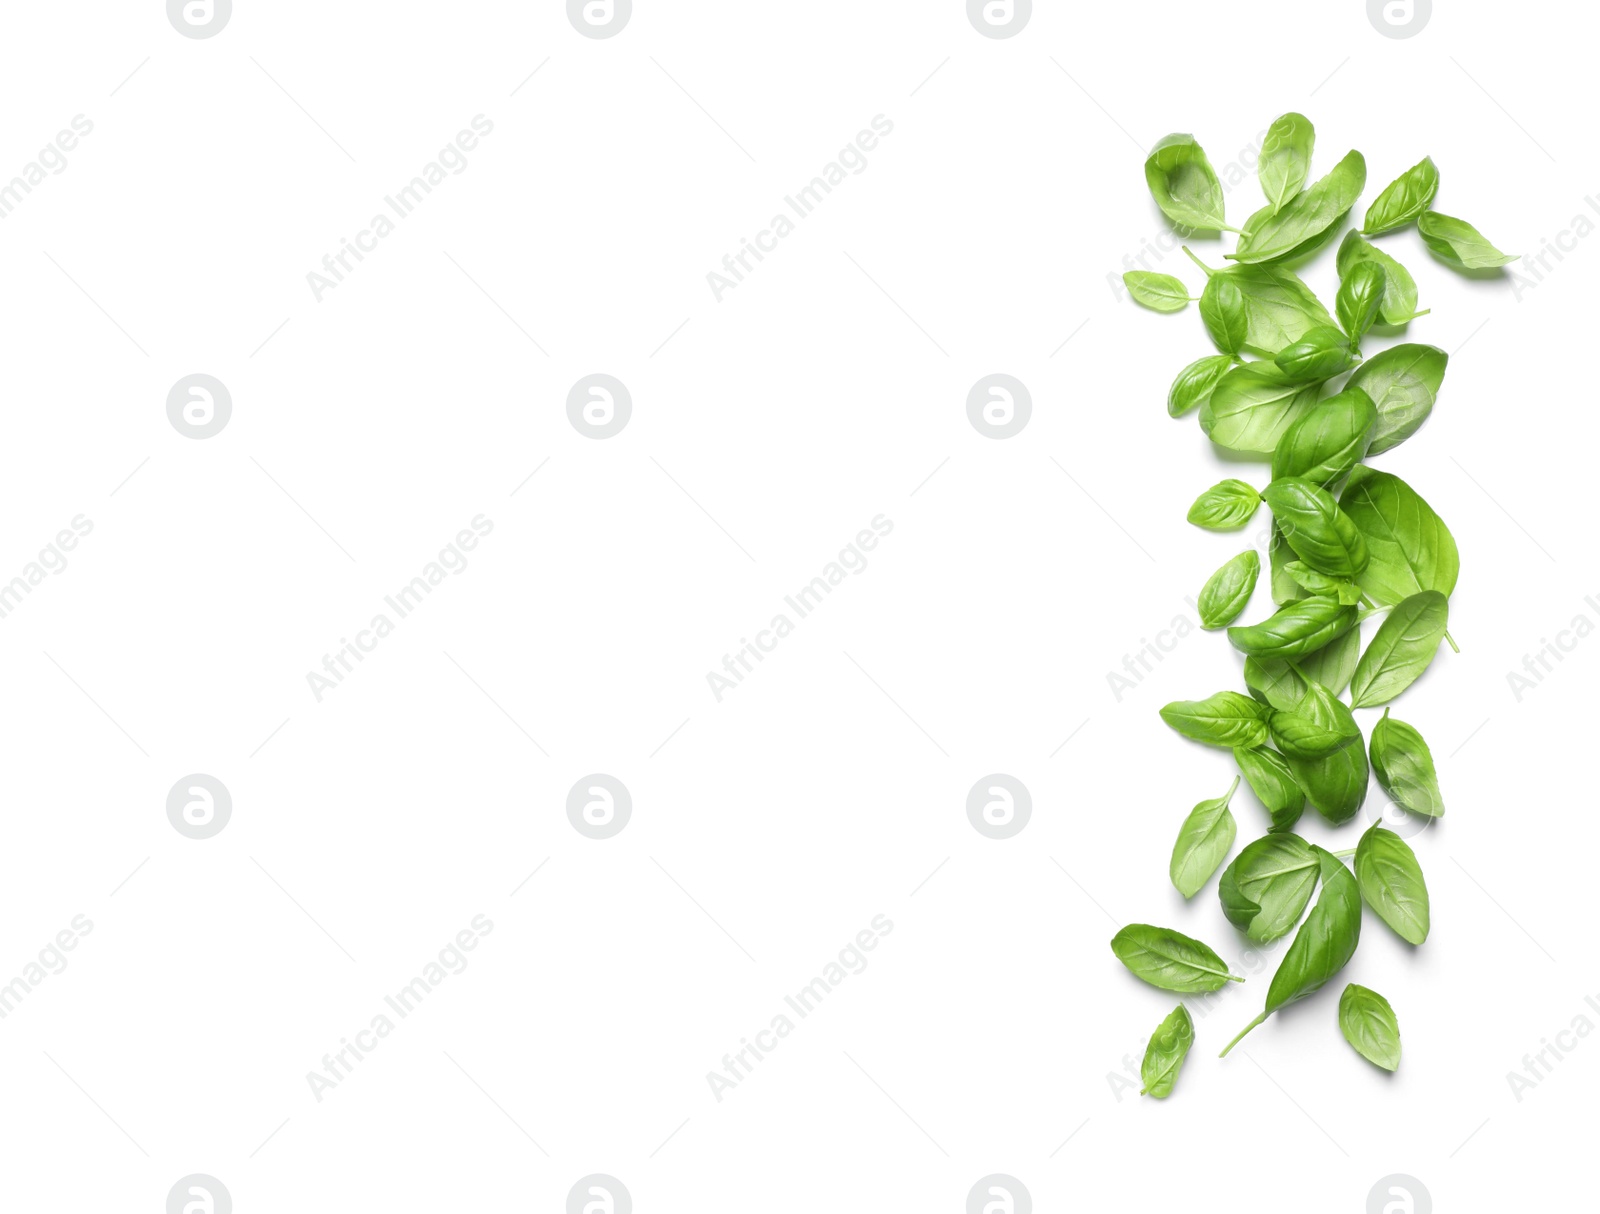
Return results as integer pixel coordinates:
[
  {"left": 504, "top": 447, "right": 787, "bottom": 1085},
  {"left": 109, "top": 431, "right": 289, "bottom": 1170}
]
[
  {"left": 1171, "top": 777, "right": 1240, "bottom": 898},
  {"left": 1349, "top": 590, "right": 1449, "bottom": 708},
  {"left": 1198, "top": 550, "right": 1260, "bottom": 629},
  {"left": 1354, "top": 821, "right": 1430, "bottom": 944},
  {"left": 1417, "top": 210, "right": 1518, "bottom": 270},
  {"left": 1337, "top": 230, "right": 1428, "bottom": 325},
  {"left": 1284, "top": 562, "right": 1361, "bottom": 605},
  {"left": 1288, "top": 732, "right": 1368, "bottom": 826},
  {"left": 1370, "top": 709, "right": 1444, "bottom": 817},
  {"left": 1200, "top": 273, "right": 1249, "bottom": 354},
  {"left": 1168, "top": 353, "right": 1237, "bottom": 418},
  {"left": 1336, "top": 261, "right": 1385, "bottom": 347},
  {"left": 1263, "top": 477, "right": 1370, "bottom": 579},
  {"left": 1217, "top": 262, "right": 1339, "bottom": 356},
  {"left": 1219, "top": 831, "right": 1319, "bottom": 942},
  {"left": 1160, "top": 691, "right": 1270, "bottom": 748},
  {"left": 1340, "top": 982, "right": 1402, "bottom": 1071},
  {"left": 1228, "top": 150, "right": 1366, "bottom": 265},
  {"left": 1145, "top": 134, "right": 1229, "bottom": 231},
  {"left": 1111, "top": 924, "right": 1243, "bottom": 993},
  {"left": 1187, "top": 478, "right": 1261, "bottom": 530},
  {"left": 1268, "top": 683, "right": 1361, "bottom": 760},
  {"left": 1204, "top": 363, "right": 1321, "bottom": 456},
  {"left": 1124, "top": 270, "right": 1193, "bottom": 312},
  {"left": 1275, "top": 325, "right": 1357, "bottom": 382},
  {"left": 1339, "top": 468, "right": 1460, "bottom": 606},
  {"left": 1228, "top": 597, "right": 1359, "bottom": 659},
  {"left": 1258, "top": 112, "right": 1315, "bottom": 214},
  {"left": 1346, "top": 343, "right": 1448, "bottom": 455},
  {"left": 1233, "top": 745, "right": 1305, "bottom": 831},
  {"left": 1141, "top": 1004, "right": 1196, "bottom": 1098},
  {"left": 1270, "top": 386, "right": 1378, "bottom": 488},
  {"left": 1362, "top": 156, "right": 1439, "bottom": 236}
]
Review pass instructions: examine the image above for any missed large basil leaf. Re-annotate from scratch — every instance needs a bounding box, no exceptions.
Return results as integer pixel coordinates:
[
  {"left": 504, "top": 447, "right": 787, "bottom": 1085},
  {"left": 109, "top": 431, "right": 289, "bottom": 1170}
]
[
  {"left": 1198, "top": 550, "right": 1260, "bottom": 629},
  {"left": 1170, "top": 777, "right": 1240, "bottom": 898},
  {"left": 1160, "top": 691, "right": 1270, "bottom": 748},
  {"left": 1111, "top": 924, "right": 1242, "bottom": 993},
  {"left": 1336, "top": 231, "right": 1427, "bottom": 325},
  {"left": 1296, "top": 625, "right": 1362, "bottom": 696},
  {"left": 1349, "top": 590, "right": 1449, "bottom": 708},
  {"left": 1336, "top": 261, "right": 1384, "bottom": 347},
  {"left": 1370, "top": 709, "right": 1444, "bottom": 817},
  {"left": 1258, "top": 112, "right": 1315, "bottom": 214},
  {"left": 1168, "top": 353, "right": 1236, "bottom": 418},
  {"left": 1124, "top": 271, "right": 1192, "bottom": 312},
  {"left": 1354, "top": 822, "right": 1430, "bottom": 944},
  {"left": 1218, "top": 831, "right": 1319, "bottom": 942},
  {"left": 1187, "top": 479, "right": 1261, "bottom": 530},
  {"left": 1228, "top": 597, "right": 1359, "bottom": 659},
  {"left": 1200, "top": 273, "right": 1249, "bottom": 353},
  {"left": 1217, "top": 263, "right": 1339, "bottom": 356},
  {"left": 1288, "top": 733, "right": 1368, "bottom": 826},
  {"left": 1244, "top": 655, "right": 1309, "bottom": 714},
  {"left": 1228, "top": 151, "right": 1366, "bottom": 265},
  {"left": 1232, "top": 746, "right": 1305, "bottom": 831},
  {"left": 1340, "top": 983, "right": 1401, "bottom": 1071},
  {"left": 1270, "top": 387, "right": 1377, "bottom": 488},
  {"left": 1204, "top": 363, "right": 1322, "bottom": 456},
  {"left": 1268, "top": 683, "right": 1361, "bottom": 760},
  {"left": 1417, "top": 210, "right": 1518, "bottom": 270},
  {"left": 1339, "top": 468, "right": 1460, "bottom": 606},
  {"left": 1140, "top": 1004, "right": 1196, "bottom": 1098},
  {"left": 1275, "top": 325, "right": 1358, "bottom": 383},
  {"left": 1262, "top": 477, "right": 1369, "bottom": 578},
  {"left": 1346, "top": 343, "right": 1448, "bottom": 455},
  {"left": 1145, "top": 134, "right": 1228, "bottom": 231},
  {"left": 1362, "top": 157, "right": 1438, "bottom": 236}
]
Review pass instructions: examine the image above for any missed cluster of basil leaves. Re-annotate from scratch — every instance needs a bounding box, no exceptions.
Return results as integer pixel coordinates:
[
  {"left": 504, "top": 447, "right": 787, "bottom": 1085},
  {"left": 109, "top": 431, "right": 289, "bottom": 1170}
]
[{"left": 1112, "top": 115, "right": 1515, "bottom": 1097}]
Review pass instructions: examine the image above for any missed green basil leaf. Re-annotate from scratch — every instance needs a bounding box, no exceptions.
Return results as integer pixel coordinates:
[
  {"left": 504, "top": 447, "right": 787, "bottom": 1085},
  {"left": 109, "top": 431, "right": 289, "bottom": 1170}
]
[
  {"left": 1270, "top": 386, "right": 1378, "bottom": 488},
  {"left": 1171, "top": 777, "right": 1240, "bottom": 898},
  {"left": 1258, "top": 112, "right": 1315, "bottom": 214},
  {"left": 1145, "top": 134, "right": 1228, "bottom": 231},
  {"left": 1187, "top": 479, "right": 1261, "bottom": 530},
  {"left": 1288, "top": 734, "right": 1369, "bottom": 826},
  {"left": 1417, "top": 209, "right": 1519, "bottom": 270},
  {"left": 1200, "top": 274, "right": 1249, "bottom": 353},
  {"left": 1232, "top": 746, "right": 1306, "bottom": 831},
  {"left": 1296, "top": 626, "right": 1362, "bottom": 696},
  {"left": 1275, "top": 325, "right": 1358, "bottom": 382},
  {"left": 1227, "top": 150, "right": 1366, "bottom": 265},
  {"left": 1337, "top": 230, "right": 1428, "bottom": 325},
  {"left": 1268, "top": 523, "right": 1307, "bottom": 606},
  {"left": 1339, "top": 982, "right": 1402, "bottom": 1071},
  {"left": 1336, "top": 261, "right": 1385, "bottom": 347},
  {"left": 1124, "top": 270, "right": 1193, "bottom": 312},
  {"left": 1354, "top": 821, "right": 1431, "bottom": 944},
  {"left": 1349, "top": 590, "right": 1449, "bottom": 708},
  {"left": 1216, "top": 263, "right": 1339, "bottom": 357},
  {"left": 1111, "top": 924, "right": 1243, "bottom": 993},
  {"left": 1159, "top": 691, "right": 1270, "bottom": 749},
  {"left": 1263, "top": 477, "right": 1370, "bottom": 578},
  {"left": 1362, "top": 156, "right": 1439, "bottom": 236},
  {"left": 1218, "top": 831, "right": 1319, "bottom": 941},
  {"left": 1284, "top": 562, "right": 1361, "bottom": 605},
  {"left": 1244, "top": 655, "right": 1310, "bottom": 714},
  {"left": 1339, "top": 468, "right": 1460, "bottom": 606},
  {"left": 1268, "top": 683, "right": 1361, "bottom": 760},
  {"left": 1198, "top": 550, "right": 1261, "bottom": 629},
  {"left": 1204, "top": 363, "right": 1322, "bottom": 456},
  {"left": 1140, "top": 1004, "right": 1196, "bottom": 1098},
  {"left": 1168, "top": 353, "right": 1236, "bottom": 418},
  {"left": 1345, "top": 343, "right": 1448, "bottom": 455},
  {"left": 1370, "top": 709, "right": 1444, "bottom": 818},
  {"left": 1228, "top": 597, "right": 1359, "bottom": 659}
]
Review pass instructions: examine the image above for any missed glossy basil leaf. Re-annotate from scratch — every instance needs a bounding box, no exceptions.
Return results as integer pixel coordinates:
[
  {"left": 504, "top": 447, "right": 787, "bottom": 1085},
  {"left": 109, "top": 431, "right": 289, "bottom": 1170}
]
[
  {"left": 1349, "top": 590, "right": 1449, "bottom": 708},
  {"left": 1217, "top": 263, "right": 1339, "bottom": 356},
  {"left": 1263, "top": 477, "right": 1370, "bottom": 578},
  {"left": 1417, "top": 210, "right": 1518, "bottom": 270},
  {"left": 1275, "top": 325, "right": 1358, "bottom": 382},
  {"left": 1204, "top": 363, "right": 1322, "bottom": 456},
  {"left": 1187, "top": 479, "right": 1261, "bottom": 530},
  {"left": 1228, "top": 597, "right": 1359, "bottom": 659},
  {"left": 1288, "top": 732, "right": 1368, "bottom": 826},
  {"left": 1123, "top": 271, "right": 1192, "bottom": 312},
  {"left": 1244, "top": 655, "right": 1309, "bottom": 714},
  {"left": 1160, "top": 691, "right": 1270, "bottom": 749},
  {"left": 1337, "top": 261, "right": 1385, "bottom": 347},
  {"left": 1198, "top": 550, "right": 1260, "bottom": 629},
  {"left": 1370, "top": 709, "right": 1444, "bottom": 817},
  {"left": 1362, "top": 156, "right": 1439, "bottom": 236},
  {"left": 1259, "top": 112, "right": 1315, "bottom": 214},
  {"left": 1111, "top": 924, "right": 1243, "bottom": 993},
  {"left": 1337, "top": 231, "right": 1428, "bottom": 325},
  {"left": 1228, "top": 150, "right": 1366, "bottom": 265},
  {"left": 1339, "top": 468, "right": 1460, "bottom": 606},
  {"left": 1218, "top": 831, "right": 1319, "bottom": 942},
  {"left": 1339, "top": 983, "right": 1401, "bottom": 1071},
  {"left": 1296, "top": 625, "right": 1362, "bottom": 697},
  {"left": 1145, "top": 134, "right": 1228, "bottom": 231},
  {"left": 1171, "top": 777, "right": 1240, "bottom": 898},
  {"left": 1200, "top": 273, "right": 1249, "bottom": 354},
  {"left": 1233, "top": 745, "right": 1305, "bottom": 831},
  {"left": 1168, "top": 353, "right": 1236, "bottom": 418},
  {"left": 1346, "top": 343, "right": 1448, "bottom": 455},
  {"left": 1222, "top": 847, "right": 1361, "bottom": 1054},
  {"left": 1270, "top": 387, "right": 1377, "bottom": 489},
  {"left": 1354, "top": 821, "right": 1430, "bottom": 944},
  {"left": 1140, "top": 1004, "right": 1196, "bottom": 1098},
  {"left": 1268, "top": 684, "right": 1361, "bottom": 760},
  {"left": 1268, "top": 523, "right": 1306, "bottom": 606},
  {"left": 1284, "top": 562, "right": 1362, "bottom": 605}
]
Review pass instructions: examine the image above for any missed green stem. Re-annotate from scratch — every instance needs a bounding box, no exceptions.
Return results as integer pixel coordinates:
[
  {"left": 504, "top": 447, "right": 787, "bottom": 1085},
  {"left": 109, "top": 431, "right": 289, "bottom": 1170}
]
[
  {"left": 1181, "top": 245, "right": 1215, "bottom": 276},
  {"left": 1219, "top": 1011, "right": 1269, "bottom": 1057},
  {"left": 1330, "top": 847, "right": 1357, "bottom": 859},
  {"left": 1444, "top": 628, "right": 1460, "bottom": 654},
  {"left": 1221, "top": 774, "right": 1242, "bottom": 805}
]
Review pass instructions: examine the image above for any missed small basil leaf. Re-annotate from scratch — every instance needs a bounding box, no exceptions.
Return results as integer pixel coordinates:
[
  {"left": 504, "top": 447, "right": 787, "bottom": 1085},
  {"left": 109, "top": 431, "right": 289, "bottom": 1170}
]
[
  {"left": 1204, "top": 363, "right": 1322, "bottom": 456},
  {"left": 1140, "top": 1004, "right": 1196, "bottom": 1098},
  {"left": 1258, "top": 112, "right": 1315, "bottom": 214},
  {"left": 1339, "top": 982, "right": 1402, "bottom": 1071},
  {"left": 1168, "top": 353, "right": 1237, "bottom": 418},
  {"left": 1187, "top": 479, "right": 1261, "bottom": 531},
  {"left": 1218, "top": 263, "right": 1339, "bottom": 356},
  {"left": 1349, "top": 590, "right": 1449, "bottom": 708},
  {"left": 1170, "top": 777, "right": 1240, "bottom": 898},
  {"left": 1200, "top": 274, "right": 1249, "bottom": 353},
  {"left": 1346, "top": 343, "right": 1448, "bottom": 455},
  {"left": 1268, "top": 683, "right": 1361, "bottom": 760},
  {"left": 1369, "top": 709, "right": 1445, "bottom": 818},
  {"left": 1233, "top": 746, "right": 1306, "bottom": 831},
  {"left": 1228, "top": 597, "right": 1360, "bottom": 659},
  {"left": 1362, "top": 156, "right": 1439, "bottom": 236},
  {"left": 1284, "top": 562, "right": 1361, "bottom": 605},
  {"left": 1110, "top": 924, "right": 1243, "bottom": 993},
  {"left": 1336, "top": 261, "right": 1385, "bottom": 347},
  {"left": 1270, "top": 386, "right": 1377, "bottom": 488},
  {"left": 1159, "top": 691, "right": 1271, "bottom": 749},
  {"left": 1198, "top": 550, "right": 1261, "bottom": 630},
  {"left": 1275, "top": 325, "right": 1358, "bottom": 382},
  {"left": 1228, "top": 150, "right": 1366, "bottom": 265},
  {"left": 1339, "top": 468, "right": 1460, "bottom": 606},
  {"left": 1288, "top": 734, "right": 1369, "bottom": 826},
  {"left": 1354, "top": 821, "right": 1431, "bottom": 944},
  {"left": 1337, "top": 230, "right": 1428, "bottom": 325},
  {"left": 1124, "top": 270, "right": 1193, "bottom": 312},
  {"left": 1145, "top": 134, "right": 1228, "bottom": 231},
  {"left": 1218, "top": 831, "right": 1319, "bottom": 942},
  {"left": 1417, "top": 210, "right": 1519, "bottom": 270}
]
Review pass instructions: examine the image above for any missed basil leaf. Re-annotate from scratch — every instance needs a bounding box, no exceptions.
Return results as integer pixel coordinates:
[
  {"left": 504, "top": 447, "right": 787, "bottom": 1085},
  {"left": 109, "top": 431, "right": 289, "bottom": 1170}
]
[
  {"left": 1270, "top": 386, "right": 1377, "bottom": 488},
  {"left": 1288, "top": 733, "right": 1369, "bottom": 826},
  {"left": 1111, "top": 924, "right": 1243, "bottom": 993},
  {"left": 1284, "top": 562, "right": 1361, "bottom": 605},
  {"left": 1258, "top": 112, "right": 1315, "bottom": 214},
  {"left": 1275, "top": 325, "right": 1358, "bottom": 382},
  {"left": 1417, "top": 210, "right": 1518, "bottom": 270},
  {"left": 1140, "top": 1004, "right": 1196, "bottom": 1098},
  {"left": 1124, "top": 270, "right": 1193, "bottom": 312},
  {"left": 1199, "top": 274, "right": 1249, "bottom": 354},
  {"left": 1222, "top": 847, "right": 1361, "bottom": 1055},
  {"left": 1268, "top": 683, "right": 1361, "bottom": 760},
  {"left": 1218, "top": 831, "right": 1319, "bottom": 942},
  {"left": 1233, "top": 746, "right": 1305, "bottom": 831},
  {"left": 1198, "top": 550, "right": 1260, "bottom": 629},
  {"left": 1159, "top": 691, "right": 1270, "bottom": 749},
  {"left": 1215, "top": 262, "right": 1339, "bottom": 356},
  {"left": 1296, "top": 626, "right": 1362, "bottom": 696},
  {"left": 1187, "top": 479, "right": 1261, "bottom": 530},
  {"left": 1204, "top": 363, "right": 1322, "bottom": 456},
  {"left": 1337, "top": 230, "right": 1428, "bottom": 325},
  {"left": 1339, "top": 983, "right": 1402, "bottom": 1071},
  {"left": 1145, "top": 134, "right": 1228, "bottom": 231},
  {"left": 1336, "top": 261, "right": 1385, "bottom": 347},
  {"left": 1168, "top": 353, "right": 1236, "bottom": 418},
  {"left": 1268, "top": 523, "right": 1306, "bottom": 606},
  {"left": 1244, "top": 655, "right": 1309, "bottom": 714},
  {"left": 1339, "top": 468, "right": 1460, "bottom": 606},
  {"left": 1228, "top": 597, "right": 1359, "bottom": 659},
  {"left": 1171, "top": 777, "right": 1240, "bottom": 898},
  {"left": 1228, "top": 150, "right": 1366, "bottom": 265},
  {"left": 1346, "top": 343, "right": 1448, "bottom": 455},
  {"left": 1354, "top": 821, "right": 1431, "bottom": 944},
  {"left": 1349, "top": 590, "right": 1449, "bottom": 708},
  {"left": 1370, "top": 709, "right": 1444, "bottom": 818},
  {"left": 1262, "top": 477, "right": 1370, "bottom": 579},
  {"left": 1362, "top": 156, "right": 1439, "bottom": 236}
]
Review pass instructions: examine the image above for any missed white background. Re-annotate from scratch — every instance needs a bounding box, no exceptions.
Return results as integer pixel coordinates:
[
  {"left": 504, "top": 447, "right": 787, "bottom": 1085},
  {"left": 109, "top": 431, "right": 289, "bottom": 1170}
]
[{"left": 0, "top": 1, "right": 1591, "bottom": 1210}]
